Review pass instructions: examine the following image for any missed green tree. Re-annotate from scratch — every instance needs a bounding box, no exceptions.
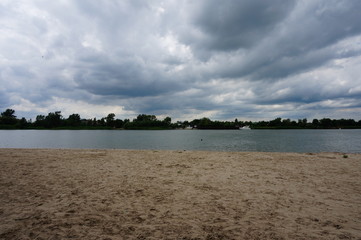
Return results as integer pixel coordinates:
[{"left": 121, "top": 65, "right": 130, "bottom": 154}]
[
  {"left": 0, "top": 109, "right": 17, "bottom": 125},
  {"left": 320, "top": 118, "right": 332, "bottom": 128},
  {"left": 1, "top": 109, "right": 16, "bottom": 118},
  {"left": 312, "top": 119, "right": 319, "bottom": 128},
  {"left": 106, "top": 113, "right": 115, "bottom": 127},
  {"left": 298, "top": 118, "right": 307, "bottom": 128},
  {"left": 135, "top": 114, "right": 157, "bottom": 122},
  {"left": 35, "top": 115, "right": 46, "bottom": 127},
  {"left": 67, "top": 114, "right": 81, "bottom": 127},
  {"left": 124, "top": 114, "right": 174, "bottom": 129},
  {"left": 18, "top": 117, "right": 28, "bottom": 128},
  {"left": 45, "top": 111, "right": 63, "bottom": 128},
  {"left": 114, "top": 119, "right": 124, "bottom": 128},
  {"left": 282, "top": 118, "right": 291, "bottom": 127},
  {"left": 190, "top": 119, "right": 201, "bottom": 128},
  {"left": 269, "top": 118, "right": 282, "bottom": 127},
  {"left": 163, "top": 116, "right": 171, "bottom": 125},
  {"left": 198, "top": 117, "right": 212, "bottom": 129},
  {"left": 98, "top": 118, "right": 106, "bottom": 126}
]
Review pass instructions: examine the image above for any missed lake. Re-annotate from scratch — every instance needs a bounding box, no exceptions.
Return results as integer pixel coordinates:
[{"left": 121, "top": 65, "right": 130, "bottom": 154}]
[{"left": 1, "top": 129, "right": 360, "bottom": 153}]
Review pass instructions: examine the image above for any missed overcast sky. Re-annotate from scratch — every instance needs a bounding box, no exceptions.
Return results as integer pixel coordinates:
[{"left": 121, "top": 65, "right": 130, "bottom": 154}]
[{"left": 1, "top": 0, "right": 361, "bottom": 121}]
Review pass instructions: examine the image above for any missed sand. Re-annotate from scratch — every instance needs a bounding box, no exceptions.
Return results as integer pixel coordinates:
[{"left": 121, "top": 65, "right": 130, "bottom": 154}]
[{"left": 0, "top": 149, "right": 360, "bottom": 240}]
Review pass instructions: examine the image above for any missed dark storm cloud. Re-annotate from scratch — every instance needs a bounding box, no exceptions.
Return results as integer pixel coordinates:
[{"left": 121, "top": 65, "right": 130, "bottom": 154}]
[
  {"left": 181, "top": 0, "right": 296, "bottom": 54},
  {"left": 217, "top": 0, "right": 361, "bottom": 80},
  {"left": 74, "top": 59, "right": 184, "bottom": 97},
  {"left": 251, "top": 82, "right": 352, "bottom": 105}
]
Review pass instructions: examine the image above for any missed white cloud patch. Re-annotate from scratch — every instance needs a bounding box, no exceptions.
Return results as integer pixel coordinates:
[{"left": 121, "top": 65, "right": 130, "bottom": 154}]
[{"left": 10, "top": 96, "right": 136, "bottom": 120}]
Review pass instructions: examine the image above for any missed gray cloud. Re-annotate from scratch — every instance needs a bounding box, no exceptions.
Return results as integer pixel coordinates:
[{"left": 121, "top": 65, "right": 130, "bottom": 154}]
[
  {"left": 180, "top": 0, "right": 296, "bottom": 55},
  {"left": 224, "top": 0, "right": 361, "bottom": 80},
  {"left": 74, "top": 60, "right": 184, "bottom": 97},
  {"left": 1, "top": 0, "right": 361, "bottom": 121}
]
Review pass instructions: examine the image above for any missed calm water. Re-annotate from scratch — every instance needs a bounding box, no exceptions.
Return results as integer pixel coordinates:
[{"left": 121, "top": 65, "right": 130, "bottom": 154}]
[{"left": 0, "top": 129, "right": 360, "bottom": 153}]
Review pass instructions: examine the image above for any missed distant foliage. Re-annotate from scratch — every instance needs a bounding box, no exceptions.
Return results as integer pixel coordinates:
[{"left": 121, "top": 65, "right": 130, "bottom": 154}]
[
  {"left": 1, "top": 108, "right": 361, "bottom": 129},
  {"left": 0, "top": 109, "right": 17, "bottom": 125},
  {"left": 251, "top": 118, "right": 360, "bottom": 129},
  {"left": 124, "top": 114, "right": 174, "bottom": 129}
]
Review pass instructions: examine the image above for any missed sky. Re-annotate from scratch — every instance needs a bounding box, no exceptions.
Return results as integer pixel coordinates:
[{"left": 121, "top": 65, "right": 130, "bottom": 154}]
[{"left": 1, "top": 0, "right": 361, "bottom": 122}]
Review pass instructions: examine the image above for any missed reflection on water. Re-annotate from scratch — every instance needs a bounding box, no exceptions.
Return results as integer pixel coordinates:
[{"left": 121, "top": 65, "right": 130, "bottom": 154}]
[{"left": 0, "top": 129, "right": 360, "bottom": 153}]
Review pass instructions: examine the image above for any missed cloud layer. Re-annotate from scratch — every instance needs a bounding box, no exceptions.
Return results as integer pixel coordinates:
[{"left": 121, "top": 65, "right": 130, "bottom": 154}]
[{"left": 1, "top": 0, "right": 361, "bottom": 120}]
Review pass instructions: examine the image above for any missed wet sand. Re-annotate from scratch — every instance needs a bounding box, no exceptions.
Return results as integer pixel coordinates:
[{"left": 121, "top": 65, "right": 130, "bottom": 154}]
[{"left": 0, "top": 149, "right": 360, "bottom": 239}]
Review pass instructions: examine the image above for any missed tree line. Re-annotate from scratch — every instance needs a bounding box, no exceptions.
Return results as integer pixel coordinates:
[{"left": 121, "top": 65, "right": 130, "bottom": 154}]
[
  {"left": 1, "top": 108, "right": 361, "bottom": 129},
  {"left": 0, "top": 109, "right": 174, "bottom": 130}
]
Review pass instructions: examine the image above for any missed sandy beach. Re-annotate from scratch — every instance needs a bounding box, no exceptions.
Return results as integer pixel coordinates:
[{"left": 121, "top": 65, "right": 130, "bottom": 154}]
[{"left": 0, "top": 149, "right": 360, "bottom": 239}]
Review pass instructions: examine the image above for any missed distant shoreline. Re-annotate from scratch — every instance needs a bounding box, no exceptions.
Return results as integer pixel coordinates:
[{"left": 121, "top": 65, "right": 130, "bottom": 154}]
[
  {"left": 2, "top": 109, "right": 361, "bottom": 130},
  {"left": 2, "top": 126, "right": 361, "bottom": 130}
]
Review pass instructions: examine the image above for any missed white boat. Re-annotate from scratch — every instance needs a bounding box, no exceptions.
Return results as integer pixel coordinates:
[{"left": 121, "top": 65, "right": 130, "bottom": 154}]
[{"left": 239, "top": 126, "right": 251, "bottom": 130}]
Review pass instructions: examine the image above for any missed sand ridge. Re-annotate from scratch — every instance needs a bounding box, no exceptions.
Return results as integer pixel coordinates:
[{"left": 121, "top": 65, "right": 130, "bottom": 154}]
[{"left": 0, "top": 149, "right": 360, "bottom": 239}]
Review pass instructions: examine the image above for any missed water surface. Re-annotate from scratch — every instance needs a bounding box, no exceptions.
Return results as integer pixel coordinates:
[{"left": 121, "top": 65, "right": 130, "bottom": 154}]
[{"left": 0, "top": 129, "right": 360, "bottom": 153}]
